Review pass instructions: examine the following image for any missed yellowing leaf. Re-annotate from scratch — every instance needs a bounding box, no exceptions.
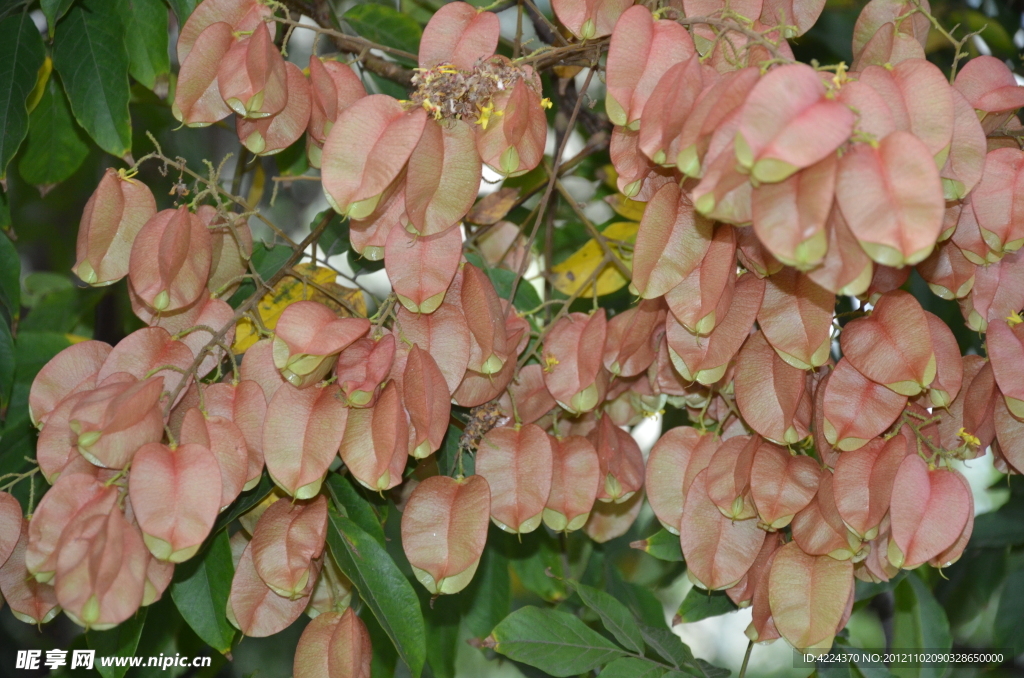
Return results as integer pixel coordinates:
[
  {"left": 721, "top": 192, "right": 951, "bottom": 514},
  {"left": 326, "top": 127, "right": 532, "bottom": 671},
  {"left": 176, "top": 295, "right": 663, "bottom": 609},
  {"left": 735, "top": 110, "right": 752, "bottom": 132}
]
[
  {"left": 65, "top": 333, "right": 91, "bottom": 345},
  {"left": 551, "top": 221, "right": 638, "bottom": 297},
  {"left": 233, "top": 263, "right": 367, "bottom": 353},
  {"left": 601, "top": 164, "right": 619, "bottom": 191},
  {"left": 246, "top": 162, "right": 266, "bottom": 210},
  {"left": 605, "top": 193, "right": 646, "bottom": 221},
  {"left": 27, "top": 56, "right": 52, "bottom": 113}
]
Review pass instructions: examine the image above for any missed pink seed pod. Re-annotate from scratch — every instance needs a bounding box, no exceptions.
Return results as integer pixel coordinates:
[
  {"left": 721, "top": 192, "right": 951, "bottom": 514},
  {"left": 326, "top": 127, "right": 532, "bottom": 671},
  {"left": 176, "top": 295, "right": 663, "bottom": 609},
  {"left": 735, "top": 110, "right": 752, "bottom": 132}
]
[
  {"left": 385, "top": 221, "right": 462, "bottom": 314},
  {"left": 179, "top": 409, "right": 248, "bottom": 510},
  {"left": 322, "top": 95, "right": 427, "bottom": 219},
  {"left": 218, "top": 22, "right": 287, "bottom": 119},
  {"left": 552, "top": 0, "right": 632, "bottom": 39},
  {"left": 73, "top": 168, "right": 157, "bottom": 286},
  {"left": 237, "top": 61, "right": 312, "bottom": 155},
  {"left": 0, "top": 520, "right": 60, "bottom": 624},
  {"left": 307, "top": 56, "right": 367, "bottom": 167},
  {"left": 543, "top": 311, "right": 608, "bottom": 415},
  {"left": 128, "top": 441, "right": 223, "bottom": 562},
  {"left": 98, "top": 326, "right": 194, "bottom": 406},
  {"left": 67, "top": 376, "right": 166, "bottom": 469},
  {"left": 294, "top": 608, "right": 372, "bottom": 678},
  {"left": 272, "top": 301, "right": 370, "bottom": 389},
  {"left": 334, "top": 333, "right": 395, "bottom": 408},
  {"left": 476, "top": 424, "right": 553, "bottom": 534},
  {"left": 645, "top": 426, "right": 719, "bottom": 534},
  {"left": 544, "top": 435, "right": 600, "bottom": 532},
  {"left": 587, "top": 414, "right": 644, "bottom": 504},
  {"left": 418, "top": 1, "right": 499, "bottom": 71},
  {"left": 228, "top": 540, "right": 321, "bottom": 637},
  {"left": 28, "top": 339, "right": 111, "bottom": 428},
  {"left": 129, "top": 206, "right": 213, "bottom": 313},
  {"left": 251, "top": 495, "right": 328, "bottom": 599},
  {"left": 475, "top": 79, "right": 547, "bottom": 178},
  {"left": 888, "top": 454, "right": 972, "bottom": 569},
  {"left": 263, "top": 383, "right": 348, "bottom": 499},
  {"left": 339, "top": 381, "right": 408, "bottom": 492},
  {"left": 402, "top": 345, "right": 450, "bottom": 458},
  {"left": 172, "top": 22, "right": 235, "bottom": 127},
  {"left": 202, "top": 380, "right": 268, "bottom": 490},
  {"left": 404, "top": 119, "right": 481, "bottom": 236},
  {"left": 768, "top": 541, "right": 854, "bottom": 651},
  {"left": 176, "top": 0, "right": 273, "bottom": 65},
  {"left": 55, "top": 507, "right": 149, "bottom": 630},
  {"left": 26, "top": 474, "right": 118, "bottom": 583},
  {"left": 401, "top": 475, "right": 490, "bottom": 594}
]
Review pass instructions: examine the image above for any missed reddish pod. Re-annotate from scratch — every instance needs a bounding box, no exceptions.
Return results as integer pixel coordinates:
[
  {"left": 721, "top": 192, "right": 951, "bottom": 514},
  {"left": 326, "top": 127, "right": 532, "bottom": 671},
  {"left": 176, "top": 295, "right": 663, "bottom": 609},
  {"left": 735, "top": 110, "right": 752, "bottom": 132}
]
[
  {"left": 645, "top": 426, "right": 719, "bottom": 534},
  {"left": 632, "top": 182, "right": 714, "bottom": 300},
  {"left": 790, "top": 471, "right": 862, "bottom": 560},
  {"left": 172, "top": 22, "right": 235, "bottom": 126},
  {"left": 28, "top": 340, "right": 111, "bottom": 428},
  {"left": 822, "top": 358, "right": 907, "bottom": 451},
  {"left": 888, "top": 455, "right": 972, "bottom": 569},
  {"left": 402, "top": 345, "right": 451, "bottom": 458},
  {"left": 74, "top": 169, "right": 157, "bottom": 286},
  {"left": 603, "top": 299, "right": 664, "bottom": 378},
  {"left": 339, "top": 381, "right": 408, "bottom": 492},
  {"left": 250, "top": 495, "right": 328, "bottom": 599},
  {"left": 322, "top": 95, "right": 427, "bottom": 219},
  {"left": 988, "top": 319, "right": 1024, "bottom": 419},
  {"left": 228, "top": 540, "right": 320, "bottom": 637},
  {"left": 475, "top": 424, "right": 553, "bottom": 534},
  {"left": 544, "top": 436, "right": 600, "bottom": 532},
  {"left": 405, "top": 120, "right": 481, "bottom": 236},
  {"left": 542, "top": 311, "right": 608, "bottom": 415},
  {"left": 179, "top": 407, "right": 249, "bottom": 510},
  {"left": 334, "top": 333, "right": 396, "bottom": 407},
  {"left": 954, "top": 55, "right": 1024, "bottom": 133},
  {"left": 768, "top": 541, "right": 854, "bottom": 652},
  {"left": 307, "top": 57, "right": 366, "bottom": 167},
  {"left": 217, "top": 22, "right": 287, "bottom": 119},
  {"left": 605, "top": 5, "right": 694, "bottom": 128},
  {"left": 749, "top": 441, "right": 820, "bottom": 529},
  {"left": 401, "top": 475, "right": 490, "bottom": 594},
  {"left": 832, "top": 436, "right": 908, "bottom": 540},
  {"left": 757, "top": 268, "right": 834, "bottom": 371},
  {"left": 272, "top": 301, "right": 369, "bottom": 389},
  {"left": 395, "top": 302, "right": 470, "bottom": 394},
  {"left": 385, "top": 222, "right": 462, "bottom": 314},
  {"left": 734, "top": 63, "right": 855, "bottom": 183},
  {"left": 237, "top": 61, "right": 312, "bottom": 155},
  {"left": 734, "top": 331, "right": 811, "bottom": 445},
  {"left": 664, "top": 224, "right": 737, "bottom": 336},
  {"left": 129, "top": 441, "right": 222, "bottom": 562},
  {"left": 418, "top": 1, "right": 499, "bottom": 71},
  {"left": 959, "top": 249, "right": 1024, "bottom": 332},
  {"left": 588, "top": 414, "right": 645, "bottom": 504},
  {"left": 0, "top": 521, "right": 60, "bottom": 624},
  {"left": 67, "top": 376, "right": 165, "bottom": 469},
  {"left": 970, "top": 149, "right": 1024, "bottom": 254},
  {"left": 552, "top": 0, "right": 632, "bottom": 39},
  {"left": 264, "top": 383, "right": 348, "bottom": 499},
  {"left": 129, "top": 206, "right": 213, "bottom": 313},
  {"left": 679, "top": 469, "right": 766, "bottom": 591},
  {"left": 294, "top": 608, "right": 372, "bottom": 678},
  {"left": 499, "top": 364, "right": 557, "bottom": 425},
  {"left": 475, "top": 79, "right": 547, "bottom": 178}
]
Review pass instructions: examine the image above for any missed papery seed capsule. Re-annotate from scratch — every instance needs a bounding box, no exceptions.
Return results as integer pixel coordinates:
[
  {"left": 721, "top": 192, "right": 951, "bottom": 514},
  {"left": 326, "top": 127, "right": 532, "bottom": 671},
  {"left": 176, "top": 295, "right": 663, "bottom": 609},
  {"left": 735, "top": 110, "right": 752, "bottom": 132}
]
[
  {"left": 97, "top": 326, "right": 194, "bottom": 403},
  {"left": 237, "top": 61, "right": 312, "bottom": 155},
  {"left": 888, "top": 454, "right": 971, "bottom": 569},
  {"left": 587, "top": 414, "right": 644, "bottom": 504},
  {"left": 294, "top": 608, "right": 372, "bottom": 678},
  {"left": 476, "top": 424, "right": 553, "bottom": 534},
  {"left": 0, "top": 520, "right": 60, "bottom": 624},
  {"left": 402, "top": 345, "right": 450, "bottom": 458},
  {"left": 307, "top": 56, "right": 366, "bottom": 167},
  {"left": 544, "top": 436, "right": 600, "bottom": 532},
  {"left": 339, "top": 381, "right": 407, "bottom": 492},
  {"left": 68, "top": 376, "right": 165, "bottom": 469},
  {"left": 129, "top": 442, "right": 222, "bottom": 562},
  {"left": 734, "top": 332, "right": 811, "bottom": 445},
  {"left": 228, "top": 540, "right": 320, "bottom": 637},
  {"left": 218, "top": 22, "right": 287, "bottom": 119},
  {"left": 73, "top": 169, "right": 157, "bottom": 286},
  {"left": 55, "top": 508, "right": 149, "bottom": 630},
  {"left": 272, "top": 301, "right": 370, "bottom": 389},
  {"left": 251, "top": 495, "right": 328, "bottom": 599},
  {"left": 748, "top": 441, "right": 820, "bottom": 530},
  {"left": 543, "top": 311, "right": 607, "bottom": 415},
  {"left": 768, "top": 541, "right": 853, "bottom": 652},
  {"left": 832, "top": 436, "right": 907, "bottom": 540},
  {"left": 28, "top": 340, "right": 111, "bottom": 428},
  {"left": 401, "top": 475, "right": 490, "bottom": 594},
  {"left": 385, "top": 222, "right": 462, "bottom": 315},
  {"left": 264, "top": 383, "right": 348, "bottom": 499},
  {"left": 129, "top": 206, "right": 213, "bottom": 313},
  {"left": 645, "top": 426, "right": 719, "bottom": 534},
  {"left": 335, "top": 333, "right": 395, "bottom": 408},
  {"left": 405, "top": 120, "right": 481, "bottom": 236},
  {"left": 418, "top": 1, "right": 499, "bottom": 71},
  {"left": 476, "top": 80, "right": 547, "bottom": 178},
  {"left": 954, "top": 55, "right": 1024, "bottom": 133},
  {"left": 179, "top": 408, "right": 249, "bottom": 509},
  {"left": 172, "top": 22, "right": 235, "bottom": 126}
]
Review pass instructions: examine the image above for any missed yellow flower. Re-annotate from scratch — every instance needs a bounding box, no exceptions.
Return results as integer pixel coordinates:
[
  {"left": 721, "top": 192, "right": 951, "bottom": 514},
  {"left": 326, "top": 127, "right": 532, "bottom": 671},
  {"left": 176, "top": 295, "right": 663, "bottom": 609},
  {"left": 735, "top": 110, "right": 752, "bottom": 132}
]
[
  {"left": 476, "top": 101, "right": 502, "bottom": 130},
  {"left": 540, "top": 98, "right": 553, "bottom": 109},
  {"left": 1007, "top": 310, "right": 1023, "bottom": 327},
  {"left": 957, "top": 427, "right": 981, "bottom": 447},
  {"left": 543, "top": 355, "right": 560, "bottom": 373}
]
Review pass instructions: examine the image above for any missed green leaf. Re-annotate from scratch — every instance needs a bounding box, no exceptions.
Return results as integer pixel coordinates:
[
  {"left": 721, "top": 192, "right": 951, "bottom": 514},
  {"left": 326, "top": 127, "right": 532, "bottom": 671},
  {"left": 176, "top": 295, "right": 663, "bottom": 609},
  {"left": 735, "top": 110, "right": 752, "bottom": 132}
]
[
  {"left": 0, "top": 230, "right": 19, "bottom": 325},
  {"left": 855, "top": 570, "right": 907, "bottom": 602},
  {"left": 935, "top": 549, "right": 1005, "bottom": 628},
  {"left": 995, "top": 568, "right": 1024, "bottom": 655},
  {"left": 20, "top": 286, "right": 101, "bottom": 334},
  {"left": 18, "top": 73, "right": 90, "bottom": 187},
  {"left": 891, "top": 574, "right": 951, "bottom": 678},
  {"left": 460, "top": 540, "right": 510, "bottom": 638},
  {"left": 87, "top": 607, "right": 148, "bottom": 678},
  {"left": 52, "top": 0, "right": 132, "bottom": 158},
  {"left": 165, "top": 0, "right": 199, "bottom": 24},
  {"left": 675, "top": 588, "right": 737, "bottom": 624},
  {"left": 227, "top": 241, "right": 292, "bottom": 307},
  {"left": 507, "top": 529, "right": 569, "bottom": 602},
  {"left": 572, "top": 580, "right": 644, "bottom": 654},
  {"left": 600, "top": 657, "right": 669, "bottom": 678},
  {"left": 326, "top": 472, "right": 386, "bottom": 548},
  {"left": 632, "top": 528, "right": 684, "bottom": 562},
  {"left": 971, "top": 494, "right": 1024, "bottom": 547},
  {"left": 41, "top": 0, "right": 77, "bottom": 35},
  {"left": 314, "top": 209, "right": 350, "bottom": 259},
  {"left": 326, "top": 504, "right": 426, "bottom": 677},
  {"left": 115, "top": 0, "right": 169, "bottom": 91},
  {"left": 169, "top": 530, "right": 236, "bottom": 654},
  {"left": 364, "top": 608, "right": 399, "bottom": 678},
  {"left": 343, "top": 4, "right": 421, "bottom": 59},
  {"left": 213, "top": 473, "right": 274, "bottom": 533},
  {"left": 637, "top": 623, "right": 702, "bottom": 676},
  {"left": 0, "top": 12, "right": 46, "bottom": 181},
  {"left": 489, "top": 606, "right": 625, "bottom": 677},
  {"left": 10, "top": 331, "right": 70, "bottom": 419},
  {"left": 424, "top": 594, "right": 460, "bottom": 678},
  {"left": 0, "top": 320, "right": 13, "bottom": 409}
]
